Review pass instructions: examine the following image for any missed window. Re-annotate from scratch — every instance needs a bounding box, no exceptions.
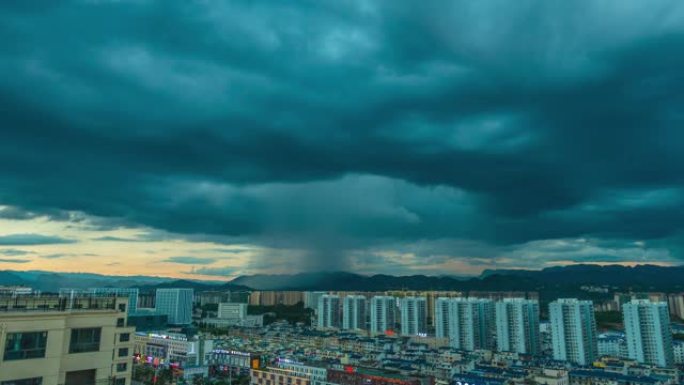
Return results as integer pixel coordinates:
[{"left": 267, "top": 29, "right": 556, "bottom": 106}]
[
  {"left": 65, "top": 369, "right": 95, "bottom": 385},
  {"left": 69, "top": 328, "right": 101, "bottom": 353},
  {"left": 113, "top": 379, "right": 126, "bottom": 385},
  {"left": 118, "top": 303, "right": 126, "bottom": 312},
  {"left": 118, "top": 347, "right": 129, "bottom": 357},
  {"left": 3, "top": 332, "right": 47, "bottom": 360},
  {"left": 116, "top": 362, "right": 127, "bottom": 372},
  {"left": 117, "top": 318, "right": 125, "bottom": 327},
  {"left": 119, "top": 333, "right": 130, "bottom": 342},
  {"left": 1, "top": 378, "right": 42, "bottom": 385}
]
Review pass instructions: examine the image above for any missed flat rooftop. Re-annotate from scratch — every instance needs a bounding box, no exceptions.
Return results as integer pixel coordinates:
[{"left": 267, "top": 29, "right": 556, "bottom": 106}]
[{"left": 0, "top": 295, "right": 122, "bottom": 313}]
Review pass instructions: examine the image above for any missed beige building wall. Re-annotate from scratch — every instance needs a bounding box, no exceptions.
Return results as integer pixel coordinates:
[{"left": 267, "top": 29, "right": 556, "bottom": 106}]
[{"left": 0, "top": 296, "right": 134, "bottom": 385}]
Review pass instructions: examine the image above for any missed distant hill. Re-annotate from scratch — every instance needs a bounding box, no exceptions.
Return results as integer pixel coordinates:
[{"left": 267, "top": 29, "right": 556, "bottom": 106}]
[
  {"left": 229, "top": 265, "right": 684, "bottom": 296},
  {"left": 141, "top": 279, "right": 250, "bottom": 293},
  {"left": 0, "top": 270, "right": 227, "bottom": 293},
  {"left": 3, "top": 264, "right": 683, "bottom": 299}
]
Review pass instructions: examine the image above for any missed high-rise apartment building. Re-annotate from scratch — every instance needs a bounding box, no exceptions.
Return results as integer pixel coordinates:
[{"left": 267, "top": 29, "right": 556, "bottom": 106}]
[
  {"left": 400, "top": 297, "right": 427, "bottom": 336},
  {"left": 0, "top": 295, "right": 134, "bottom": 385},
  {"left": 304, "top": 291, "right": 327, "bottom": 310},
  {"left": 317, "top": 294, "right": 340, "bottom": 329},
  {"left": 623, "top": 299, "right": 674, "bottom": 367},
  {"left": 549, "top": 299, "right": 598, "bottom": 365},
  {"left": 435, "top": 297, "right": 494, "bottom": 350},
  {"left": 342, "top": 295, "right": 366, "bottom": 330},
  {"left": 155, "top": 288, "right": 194, "bottom": 325},
  {"left": 495, "top": 298, "right": 540, "bottom": 355},
  {"left": 370, "top": 296, "right": 396, "bottom": 335}
]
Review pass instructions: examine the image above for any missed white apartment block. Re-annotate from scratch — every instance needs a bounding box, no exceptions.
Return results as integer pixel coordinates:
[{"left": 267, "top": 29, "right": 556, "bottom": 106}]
[
  {"left": 549, "top": 299, "right": 598, "bottom": 365},
  {"left": 218, "top": 302, "right": 248, "bottom": 320},
  {"left": 495, "top": 298, "right": 540, "bottom": 355},
  {"left": 370, "top": 296, "right": 396, "bottom": 335},
  {"left": 435, "top": 297, "right": 494, "bottom": 350},
  {"left": 317, "top": 295, "right": 340, "bottom": 329},
  {"left": 400, "top": 297, "right": 427, "bottom": 336},
  {"left": 342, "top": 295, "right": 366, "bottom": 330},
  {"left": 623, "top": 299, "right": 674, "bottom": 367}
]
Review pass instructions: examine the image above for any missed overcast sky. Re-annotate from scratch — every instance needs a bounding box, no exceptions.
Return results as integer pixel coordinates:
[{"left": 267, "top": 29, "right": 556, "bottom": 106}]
[{"left": 1, "top": 1, "right": 684, "bottom": 279}]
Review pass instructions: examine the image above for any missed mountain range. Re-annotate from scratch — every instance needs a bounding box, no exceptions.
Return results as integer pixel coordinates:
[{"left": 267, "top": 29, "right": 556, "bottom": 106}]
[
  {"left": 229, "top": 264, "right": 684, "bottom": 292},
  {"left": 2, "top": 264, "right": 683, "bottom": 296}
]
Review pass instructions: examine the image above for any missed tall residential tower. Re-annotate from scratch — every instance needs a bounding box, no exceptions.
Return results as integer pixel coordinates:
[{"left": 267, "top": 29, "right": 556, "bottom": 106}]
[
  {"left": 549, "top": 299, "right": 598, "bottom": 365},
  {"left": 495, "top": 298, "right": 540, "bottom": 355},
  {"left": 623, "top": 299, "right": 674, "bottom": 367},
  {"left": 342, "top": 295, "right": 367, "bottom": 330},
  {"left": 370, "top": 296, "right": 396, "bottom": 335}
]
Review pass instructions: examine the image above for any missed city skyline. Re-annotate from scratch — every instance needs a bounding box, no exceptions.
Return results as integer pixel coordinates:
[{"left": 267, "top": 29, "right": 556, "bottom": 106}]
[{"left": 3, "top": 1, "right": 684, "bottom": 280}]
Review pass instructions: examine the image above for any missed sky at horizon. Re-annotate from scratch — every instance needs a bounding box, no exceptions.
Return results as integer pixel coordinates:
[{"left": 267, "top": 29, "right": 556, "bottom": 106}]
[{"left": 2, "top": 1, "right": 684, "bottom": 280}]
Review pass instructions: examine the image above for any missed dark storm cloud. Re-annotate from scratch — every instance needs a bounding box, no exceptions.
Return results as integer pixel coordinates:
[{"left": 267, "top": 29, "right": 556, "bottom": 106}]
[
  {"left": 0, "top": 234, "right": 76, "bottom": 246},
  {"left": 2, "top": 1, "right": 684, "bottom": 269}
]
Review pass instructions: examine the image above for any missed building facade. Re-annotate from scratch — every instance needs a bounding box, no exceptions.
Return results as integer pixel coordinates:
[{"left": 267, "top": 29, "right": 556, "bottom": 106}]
[
  {"left": 495, "top": 298, "right": 540, "bottom": 355},
  {"left": 317, "top": 295, "right": 340, "bottom": 329},
  {"left": 0, "top": 295, "right": 134, "bottom": 385},
  {"left": 623, "top": 299, "right": 674, "bottom": 367},
  {"left": 400, "top": 297, "right": 427, "bottom": 336},
  {"left": 155, "top": 288, "right": 194, "bottom": 325},
  {"left": 342, "top": 295, "right": 367, "bottom": 331},
  {"left": 218, "top": 302, "right": 248, "bottom": 320},
  {"left": 370, "top": 296, "right": 396, "bottom": 335},
  {"left": 435, "top": 297, "right": 494, "bottom": 350},
  {"left": 549, "top": 299, "right": 598, "bottom": 365}
]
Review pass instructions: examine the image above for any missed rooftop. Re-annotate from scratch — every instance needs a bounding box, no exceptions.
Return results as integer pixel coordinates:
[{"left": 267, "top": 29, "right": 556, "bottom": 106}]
[{"left": 0, "top": 294, "right": 123, "bottom": 313}]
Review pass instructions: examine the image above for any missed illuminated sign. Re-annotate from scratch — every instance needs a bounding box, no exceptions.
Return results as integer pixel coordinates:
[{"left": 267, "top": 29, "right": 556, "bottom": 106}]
[
  {"left": 212, "top": 349, "right": 251, "bottom": 356},
  {"left": 251, "top": 357, "right": 261, "bottom": 369}
]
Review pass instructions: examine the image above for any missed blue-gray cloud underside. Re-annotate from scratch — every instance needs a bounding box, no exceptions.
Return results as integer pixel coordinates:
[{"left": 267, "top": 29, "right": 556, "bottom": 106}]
[
  {"left": 164, "top": 256, "right": 218, "bottom": 265},
  {"left": 1, "top": 1, "right": 684, "bottom": 269},
  {"left": 0, "top": 234, "right": 76, "bottom": 246}
]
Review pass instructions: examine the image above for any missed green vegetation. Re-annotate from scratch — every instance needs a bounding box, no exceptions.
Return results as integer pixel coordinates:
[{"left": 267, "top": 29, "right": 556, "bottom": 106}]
[
  {"left": 595, "top": 311, "right": 623, "bottom": 329},
  {"left": 248, "top": 302, "right": 312, "bottom": 325}
]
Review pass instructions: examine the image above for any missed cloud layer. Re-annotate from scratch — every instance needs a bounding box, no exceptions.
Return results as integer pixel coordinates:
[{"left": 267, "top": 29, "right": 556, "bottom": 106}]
[{"left": 1, "top": 1, "right": 684, "bottom": 274}]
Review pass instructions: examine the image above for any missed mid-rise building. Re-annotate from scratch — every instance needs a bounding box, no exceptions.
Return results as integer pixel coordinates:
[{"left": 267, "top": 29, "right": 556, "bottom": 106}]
[
  {"left": 276, "top": 361, "right": 328, "bottom": 385},
  {"left": 218, "top": 302, "right": 248, "bottom": 320},
  {"left": 370, "top": 296, "right": 396, "bottom": 335},
  {"left": 342, "top": 295, "right": 367, "bottom": 330},
  {"left": 549, "top": 299, "right": 598, "bottom": 365},
  {"left": 0, "top": 295, "right": 134, "bottom": 385},
  {"left": 327, "top": 367, "right": 425, "bottom": 385},
  {"left": 155, "top": 288, "right": 194, "bottom": 325},
  {"left": 400, "top": 297, "right": 427, "bottom": 336},
  {"left": 597, "top": 332, "right": 628, "bottom": 358},
  {"left": 317, "top": 295, "right": 340, "bottom": 329},
  {"left": 0, "top": 286, "right": 35, "bottom": 297},
  {"left": 495, "top": 298, "right": 540, "bottom": 355},
  {"left": 623, "top": 299, "right": 674, "bottom": 367},
  {"left": 134, "top": 332, "right": 213, "bottom": 367},
  {"left": 667, "top": 293, "right": 684, "bottom": 320},
  {"left": 435, "top": 297, "right": 495, "bottom": 350},
  {"left": 251, "top": 367, "right": 311, "bottom": 385},
  {"left": 674, "top": 340, "right": 684, "bottom": 365}
]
